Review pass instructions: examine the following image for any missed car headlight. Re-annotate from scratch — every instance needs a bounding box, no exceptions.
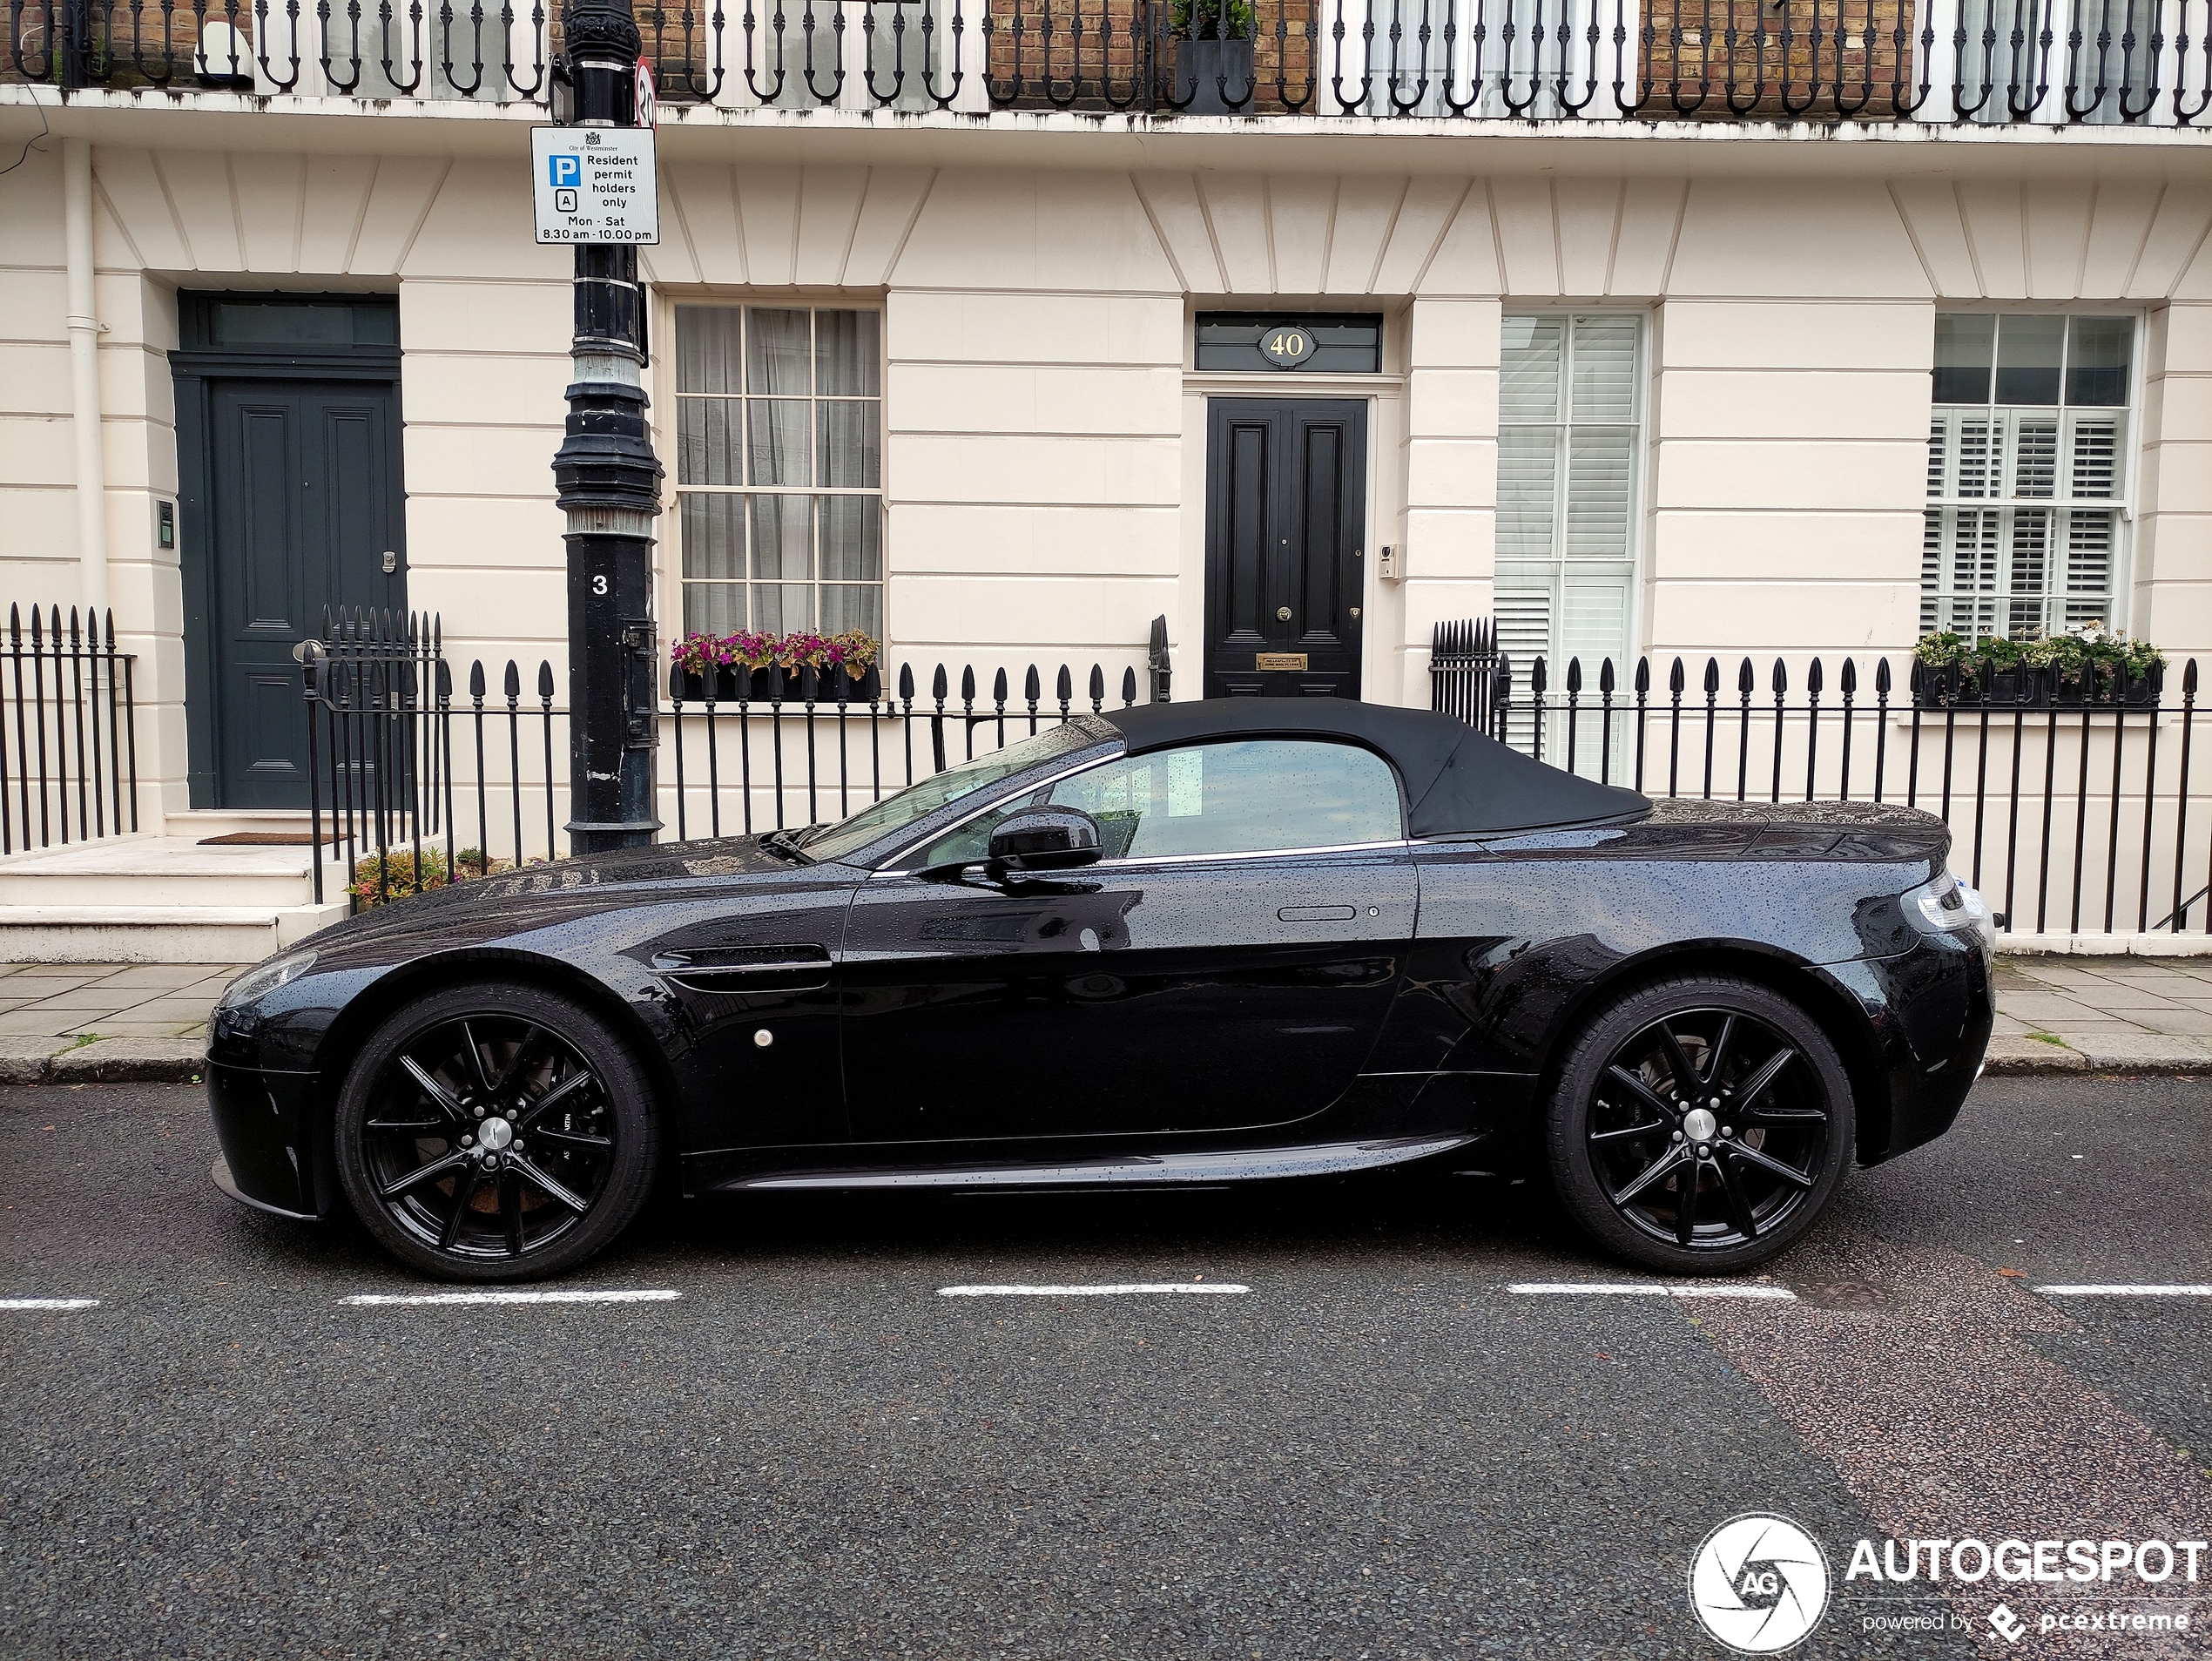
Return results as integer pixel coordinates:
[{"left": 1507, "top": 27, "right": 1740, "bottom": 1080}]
[
  {"left": 218, "top": 949, "right": 317, "bottom": 1010},
  {"left": 1905, "top": 874, "right": 1993, "bottom": 947}
]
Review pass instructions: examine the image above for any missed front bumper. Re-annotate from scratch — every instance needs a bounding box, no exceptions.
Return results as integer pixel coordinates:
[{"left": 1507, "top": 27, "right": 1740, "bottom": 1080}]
[{"left": 206, "top": 1061, "right": 335, "bottom": 1219}]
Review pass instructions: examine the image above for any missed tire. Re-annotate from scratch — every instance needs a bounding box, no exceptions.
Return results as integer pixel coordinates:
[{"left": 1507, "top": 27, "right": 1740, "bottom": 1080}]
[
  {"left": 1544, "top": 974, "right": 1854, "bottom": 1276},
  {"left": 334, "top": 981, "right": 661, "bottom": 1282}
]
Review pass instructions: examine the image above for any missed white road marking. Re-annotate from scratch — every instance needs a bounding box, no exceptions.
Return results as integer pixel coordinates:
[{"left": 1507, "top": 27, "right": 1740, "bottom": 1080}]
[
  {"left": 2031, "top": 1284, "right": 2212, "bottom": 1297},
  {"left": 937, "top": 1283, "right": 1250, "bottom": 1298},
  {"left": 0, "top": 1297, "right": 99, "bottom": 1310},
  {"left": 1507, "top": 1282, "right": 1798, "bottom": 1300},
  {"left": 342, "top": 1289, "right": 683, "bottom": 1307}
]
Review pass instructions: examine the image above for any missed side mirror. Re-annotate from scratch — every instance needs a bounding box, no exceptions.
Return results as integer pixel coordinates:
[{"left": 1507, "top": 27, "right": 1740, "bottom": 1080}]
[{"left": 988, "top": 806, "right": 1103, "bottom": 872}]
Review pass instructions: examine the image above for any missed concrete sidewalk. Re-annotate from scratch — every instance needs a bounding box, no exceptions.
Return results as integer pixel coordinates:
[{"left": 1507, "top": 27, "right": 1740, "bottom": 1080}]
[{"left": 0, "top": 955, "right": 2209, "bottom": 1084}]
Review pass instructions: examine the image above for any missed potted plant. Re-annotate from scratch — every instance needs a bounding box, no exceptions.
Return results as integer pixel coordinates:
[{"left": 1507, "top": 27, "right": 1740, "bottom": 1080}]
[
  {"left": 1170, "top": 0, "right": 1255, "bottom": 114},
  {"left": 1911, "top": 625, "right": 2166, "bottom": 709},
  {"left": 669, "top": 630, "right": 882, "bottom": 704}
]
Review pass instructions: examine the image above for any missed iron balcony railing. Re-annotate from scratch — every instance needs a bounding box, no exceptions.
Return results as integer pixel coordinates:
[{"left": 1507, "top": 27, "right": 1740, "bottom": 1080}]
[
  {"left": 1429, "top": 620, "right": 2212, "bottom": 939},
  {"left": 10, "top": 0, "right": 2212, "bottom": 125},
  {"left": 297, "top": 608, "right": 1169, "bottom": 909}
]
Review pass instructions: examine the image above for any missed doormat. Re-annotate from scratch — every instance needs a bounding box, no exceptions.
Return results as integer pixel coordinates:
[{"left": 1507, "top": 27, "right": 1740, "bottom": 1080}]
[{"left": 197, "top": 832, "right": 345, "bottom": 847}]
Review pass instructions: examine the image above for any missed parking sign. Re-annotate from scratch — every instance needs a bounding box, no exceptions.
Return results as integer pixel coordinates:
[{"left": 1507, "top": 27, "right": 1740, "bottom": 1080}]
[{"left": 529, "top": 125, "right": 658, "bottom": 246}]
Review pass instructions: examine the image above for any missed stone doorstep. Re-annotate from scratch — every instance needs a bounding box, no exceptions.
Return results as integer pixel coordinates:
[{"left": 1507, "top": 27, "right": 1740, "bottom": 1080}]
[{"left": 0, "top": 1035, "right": 205, "bottom": 1085}]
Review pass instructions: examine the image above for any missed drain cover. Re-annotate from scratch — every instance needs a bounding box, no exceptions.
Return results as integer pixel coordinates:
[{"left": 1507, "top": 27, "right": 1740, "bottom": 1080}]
[{"left": 1796, "top": 1280, "right": 1891, "bottom": 1309}]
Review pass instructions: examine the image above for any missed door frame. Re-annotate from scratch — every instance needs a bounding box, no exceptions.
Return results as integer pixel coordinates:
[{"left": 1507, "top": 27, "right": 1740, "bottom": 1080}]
[
  {"left": 1199, "top": 395, "right": 1371, "bottom": 700},
  {"left": 172, "top": 291, "right": 404, "bottom": 809}
]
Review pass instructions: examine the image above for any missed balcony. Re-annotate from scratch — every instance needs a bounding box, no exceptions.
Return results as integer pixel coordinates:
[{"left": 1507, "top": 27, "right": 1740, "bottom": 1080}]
[{"left": 8, "top": 0, "right": 2211, "bottom": 127}]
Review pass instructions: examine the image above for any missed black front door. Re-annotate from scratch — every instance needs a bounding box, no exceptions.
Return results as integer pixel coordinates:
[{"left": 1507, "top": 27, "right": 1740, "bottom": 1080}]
[
  {"left": 176, "top": 294, "right": 406, "bottom": 810},
  {"left": 1203, "top": 398, "right": 1366, "bottom": 699}
]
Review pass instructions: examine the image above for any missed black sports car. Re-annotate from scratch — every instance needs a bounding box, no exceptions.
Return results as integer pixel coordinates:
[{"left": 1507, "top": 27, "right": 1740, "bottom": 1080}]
[{"left": 207, "top": 698, "right": 1994, "bottom": 1280}]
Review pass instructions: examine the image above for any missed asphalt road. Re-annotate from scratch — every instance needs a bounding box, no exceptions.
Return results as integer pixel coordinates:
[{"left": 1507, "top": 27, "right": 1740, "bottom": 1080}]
[{"left": 2, "top": 1077, "right": 2209, "bottom": 1660}]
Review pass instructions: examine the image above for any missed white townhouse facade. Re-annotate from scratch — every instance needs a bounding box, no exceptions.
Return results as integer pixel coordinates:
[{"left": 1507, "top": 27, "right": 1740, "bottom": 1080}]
[{"left": 2, "top": 0, "right": 2211, "bottom": 955}]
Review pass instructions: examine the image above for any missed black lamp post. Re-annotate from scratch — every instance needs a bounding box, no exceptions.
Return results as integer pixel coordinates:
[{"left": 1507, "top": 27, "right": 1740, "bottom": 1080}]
[{"left": 550, "top": 0, "right": 663, "bottom": 854}]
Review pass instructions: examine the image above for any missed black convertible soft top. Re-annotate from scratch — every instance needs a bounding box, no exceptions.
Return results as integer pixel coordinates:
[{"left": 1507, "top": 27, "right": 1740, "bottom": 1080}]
[{"left": 1103, "top": 699, "right": 1651, "bottom": 839}]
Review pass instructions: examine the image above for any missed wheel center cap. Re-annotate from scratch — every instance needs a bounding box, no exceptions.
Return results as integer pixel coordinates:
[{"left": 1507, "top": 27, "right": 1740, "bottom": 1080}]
[
  {"left": 477, "top": 1116, "right": 515, "bottom": 1151},
  {"left": 1682, "top": 1107, "right": 1718, "bottom": 1143}
]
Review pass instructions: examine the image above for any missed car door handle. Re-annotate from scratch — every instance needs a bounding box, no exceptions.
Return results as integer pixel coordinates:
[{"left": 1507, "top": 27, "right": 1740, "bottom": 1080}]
[{"left": 1278, "top": 905, "right": 1358, "bottom": 922}]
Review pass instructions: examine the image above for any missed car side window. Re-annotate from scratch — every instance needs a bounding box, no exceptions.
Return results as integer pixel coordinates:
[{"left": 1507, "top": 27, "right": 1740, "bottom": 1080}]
[{"left": 1049, "top": 739, "right": 1401, "bottom": 860}]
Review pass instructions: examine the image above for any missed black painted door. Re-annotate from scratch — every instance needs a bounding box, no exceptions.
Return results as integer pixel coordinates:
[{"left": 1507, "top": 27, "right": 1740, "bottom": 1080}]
[
  {"left": 201, "top": 378, "right": 404, "bottom": 807},
  {"left": 1203, "top": 398, "right": 1366, "bottom": 699}
]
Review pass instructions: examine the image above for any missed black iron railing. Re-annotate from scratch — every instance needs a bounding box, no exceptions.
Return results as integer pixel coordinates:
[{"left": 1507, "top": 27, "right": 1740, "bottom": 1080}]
[
  {"left": 0, "top": 604, "right": 139, "bottom": 855},
  {"left": 300, "top": 608, "right": 1166, "bottom": 908},
  {"left": 1430, "top": 620, "right": 2212, "bottom": 937},
  {"left": 11, "top": 0, "right": 2211, "bottom": 125}
]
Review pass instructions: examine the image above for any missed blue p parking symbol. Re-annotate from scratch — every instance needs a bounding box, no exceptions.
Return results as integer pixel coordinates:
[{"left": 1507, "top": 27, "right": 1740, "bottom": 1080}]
[{"left": 547, "top": 152, "right": 581, "bottom": 188}]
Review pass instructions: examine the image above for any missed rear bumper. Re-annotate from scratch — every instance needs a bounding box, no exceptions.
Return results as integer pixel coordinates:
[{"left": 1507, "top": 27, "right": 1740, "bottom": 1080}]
[
  {"left": 1825, "top": 935, "right": 1994, "bottom": 1165},
  {"left": 206, "top": 1061, "right": 335, "bottom": 1219}
]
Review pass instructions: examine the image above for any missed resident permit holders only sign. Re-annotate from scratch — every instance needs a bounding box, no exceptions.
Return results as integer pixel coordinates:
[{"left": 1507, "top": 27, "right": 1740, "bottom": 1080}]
[{"left": 530, "top": 126, "right": 658, "bottom": 245}]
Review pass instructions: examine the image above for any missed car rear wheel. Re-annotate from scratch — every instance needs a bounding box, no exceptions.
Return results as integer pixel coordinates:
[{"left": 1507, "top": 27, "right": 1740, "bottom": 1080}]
[
  {"left": 1545, "top": 975, "right": 1854, "bottom": 1276},
  {"left": 334, "top": 982, "right": 660, "bottom": 1282}
]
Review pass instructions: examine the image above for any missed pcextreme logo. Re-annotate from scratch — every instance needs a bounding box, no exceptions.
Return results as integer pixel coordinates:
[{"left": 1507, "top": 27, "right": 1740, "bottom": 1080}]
[{"left": 1689, "top": 1513, "right": 1833, "bottom": 1654}]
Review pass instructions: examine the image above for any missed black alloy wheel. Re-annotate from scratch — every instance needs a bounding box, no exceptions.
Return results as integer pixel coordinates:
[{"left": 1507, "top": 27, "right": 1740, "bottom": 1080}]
[
  {"left": 335, "top": 982, "right": 660, "bottom": 1281},
  {"left": 1545, "top": 975, "right": 1854, "bottom": 1275}
]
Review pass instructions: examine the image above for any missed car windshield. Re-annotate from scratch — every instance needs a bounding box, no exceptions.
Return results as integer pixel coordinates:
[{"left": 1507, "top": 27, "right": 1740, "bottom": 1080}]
[{"left": 798, "top": 717, "right": 1116, "bottom": 866}]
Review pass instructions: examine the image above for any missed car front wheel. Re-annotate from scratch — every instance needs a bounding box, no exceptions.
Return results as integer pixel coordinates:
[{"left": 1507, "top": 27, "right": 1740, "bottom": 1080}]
[
  {"left": 334, "top": 982, "right": 661, "bottom": 1281},
  {"left": 1545, "top": 975, "right": 1855, "bottom": 1276}
]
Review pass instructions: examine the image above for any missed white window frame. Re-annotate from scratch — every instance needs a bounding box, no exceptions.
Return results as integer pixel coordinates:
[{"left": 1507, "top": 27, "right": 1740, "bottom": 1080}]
[
  {"left": 670, "top": 301, "right": 887, "bottom": 645},
  {"left": 1920, "top": 309, "right": 2141, "bottom": 641}
]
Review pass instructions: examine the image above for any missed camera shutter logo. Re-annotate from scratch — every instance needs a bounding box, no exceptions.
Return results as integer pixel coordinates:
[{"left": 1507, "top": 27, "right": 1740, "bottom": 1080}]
[{"left": 1689, "top": 1514, "right": 1831, "bottom": 1653}]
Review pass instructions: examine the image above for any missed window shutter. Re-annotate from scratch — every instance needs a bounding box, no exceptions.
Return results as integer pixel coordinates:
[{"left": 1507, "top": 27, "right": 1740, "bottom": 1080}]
[{"left": 1495, "top": 314, "right": 1639, "bottom": 769}]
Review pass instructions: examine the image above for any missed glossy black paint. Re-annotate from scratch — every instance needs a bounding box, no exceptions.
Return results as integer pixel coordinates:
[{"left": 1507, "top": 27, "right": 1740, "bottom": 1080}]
[{"left": 206, "top": 730, "right": 1992, "bottom": 1226}]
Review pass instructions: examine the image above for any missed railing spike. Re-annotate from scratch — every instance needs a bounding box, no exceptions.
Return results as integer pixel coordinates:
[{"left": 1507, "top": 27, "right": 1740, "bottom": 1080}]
[
  {"left": 504, "top": 659, "right": 521, "bottom": 700},
  {"left": 1703, "top": 657, "right": 1720, "bottom": 694},
  {"left": 897, "top": 663, "right": 914, "bottom": 700},
  {"left": 2188, "top": 658, "right": 2201, "bottom": 697},
  {"left": 1024, "top": 665, "right": 1041, "bottom": 701},
  {"left": 1874, "top": 658, "right": 1892, "bottom": 694},
  {"left": 1120, "top": 665, "right": 1136, "bottom": 706},
  {"left": 1807, "top": 657, "right": 1824, "bottom": 694},
  {"left": 932, "top": 664, "right": 948, "bottom": 700},
  {"left": 1057, "top": 665, "right": 1072, "bottom": 702},
  {"left": 1566, "top": 656, "right": 1582, "bottom": 693},
  {"left": 960, "top": 665, "right": 976, "bottom": 703},
  {"left": 1668, "top": 657, "right": 1685, "bottom": 694},
  {"left": 1840, "top": 658, "right": 1858, "bottom": 694},
  {"left": 993, "top": 667, "right": 1008, "bottom": 703},
  {"left": 537, "top": 661, "right": 555, "bottom": 699},
  {"left": 469, "top": 660, "right": 487, "bottom": 699},
  {"left": 1599, "top": 658, "right": 1615, "bottom": 693},
  {"left": 1738, "top": 658, "right": 1756, "bottom": 693},
  {"left": 1770, "top": 657, "right": 1789, "bottom": 693}
]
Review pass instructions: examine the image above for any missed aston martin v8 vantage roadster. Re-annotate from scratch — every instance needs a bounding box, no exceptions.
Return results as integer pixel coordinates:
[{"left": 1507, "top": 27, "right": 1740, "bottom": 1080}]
[{"left": 207, "top": 698, "right": 1994, "bottom": 1280}]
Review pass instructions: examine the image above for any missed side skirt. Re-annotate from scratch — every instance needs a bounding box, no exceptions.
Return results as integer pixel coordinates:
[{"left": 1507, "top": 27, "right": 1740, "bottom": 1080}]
[{"left": 705, "top": 1132, "right": 1487, "bottom": 1193}]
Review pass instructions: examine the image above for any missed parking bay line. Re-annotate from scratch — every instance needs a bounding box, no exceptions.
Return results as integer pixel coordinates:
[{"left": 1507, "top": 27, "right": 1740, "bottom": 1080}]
[
  {"left": 342, "top": 1289, "right": 683, "bottom": 1307},
  {"left": 1507, "top": 1282, "right": 1798, "bottom": 1300},
  {"left": 0, "top": 1298, "right": 99, "bottom": 1310},
  {"left": 938, "top": 1283, "right": 1250, "bottom": 1298},
  {"left": 2032, "top": 1284, "right": 2212, "bottom": 1297}
]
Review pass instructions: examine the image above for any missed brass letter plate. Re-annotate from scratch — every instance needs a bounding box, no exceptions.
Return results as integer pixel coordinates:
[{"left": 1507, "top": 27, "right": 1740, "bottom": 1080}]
[{"left": 1255, "top": 652, "right": 1309, "bottom": 672}]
